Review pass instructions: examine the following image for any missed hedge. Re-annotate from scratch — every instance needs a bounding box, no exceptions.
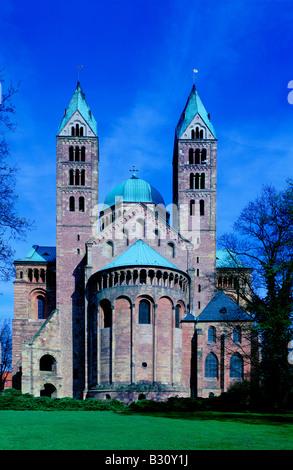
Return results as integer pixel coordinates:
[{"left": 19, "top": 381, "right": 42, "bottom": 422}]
[
  {"left": 1, "top": 382, "right": 290, "bottom": 412},
  {"left": 0, "top": 390, "right": 211, "bottom": 412},
  {"left": 0, "top": 389, "right": 126, "bottom": 411}
]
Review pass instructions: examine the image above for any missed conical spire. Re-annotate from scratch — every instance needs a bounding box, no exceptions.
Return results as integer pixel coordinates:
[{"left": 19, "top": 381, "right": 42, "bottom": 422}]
[
  {"left": 175, "top": 85, "right": 216, "bottom": 139},
  {"left": 58, "top": 82, "right": 97, "bottom": 135}
]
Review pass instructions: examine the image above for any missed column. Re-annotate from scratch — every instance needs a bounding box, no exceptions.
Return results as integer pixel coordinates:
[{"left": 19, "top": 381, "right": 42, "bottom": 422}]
[
  {"left": 111, "top": 305, "right": 115, "bottom": 383},
  {"left": 171, "top": 305, "right": 175, "bottom": 385},
  {"left": 97, "top": 304, "right": 100, "bottom": 384},
  {"left": 153, "top": 303, "right": 157, "bottom": 383},
  {"left": 131, "top": 303, "right": 135, "bottom": 383}
]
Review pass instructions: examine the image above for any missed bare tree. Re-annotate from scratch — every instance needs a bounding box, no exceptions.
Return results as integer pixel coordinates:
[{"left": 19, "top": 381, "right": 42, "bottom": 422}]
[
  {"left": 0, "top": 320, "right": 12, "bottom": 390},
  {"left": 0, "top": 72, "right": 33, "bottom": 282}
]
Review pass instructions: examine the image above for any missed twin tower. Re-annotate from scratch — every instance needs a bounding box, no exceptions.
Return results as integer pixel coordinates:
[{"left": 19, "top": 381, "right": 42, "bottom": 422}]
[{"left": 13, "top": 82, "right": 251, "bottom": 402}]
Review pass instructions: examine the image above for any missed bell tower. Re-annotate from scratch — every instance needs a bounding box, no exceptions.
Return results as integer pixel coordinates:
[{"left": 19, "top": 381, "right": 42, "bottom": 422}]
[
  {"left": 56, "top": 82, "right": 99, "bottom": 398},
  {"left": 173, "top": 84, "right": 217, "bottom": 313}
]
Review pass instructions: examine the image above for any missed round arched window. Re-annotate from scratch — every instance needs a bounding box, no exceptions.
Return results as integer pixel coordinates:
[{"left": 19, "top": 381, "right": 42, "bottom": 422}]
[
  {"left": 139, "top": 300, "right": 151, "bottom": 324},
  {"left": 40, "top": 354, "right": 56, "bottom": 372},
  {"left": 37, "top": 296, "right": 45, "bottom": 319}
]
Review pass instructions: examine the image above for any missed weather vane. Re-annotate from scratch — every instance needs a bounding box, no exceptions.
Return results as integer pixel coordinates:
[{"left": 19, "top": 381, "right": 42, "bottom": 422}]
[
  {"left": 193, "top": 68, "right": 198, "bottom": 85},
  {"left": 76, "top": 65, "right": 83, "bottom": 82},
  {"left": 130, "top": 165, "right": 139, "bottom": 177}
]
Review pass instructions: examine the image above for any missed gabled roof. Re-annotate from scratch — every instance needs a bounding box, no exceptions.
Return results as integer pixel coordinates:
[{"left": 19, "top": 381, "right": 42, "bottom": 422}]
[
  {"left": 88, "top": 199, "right": 193, "bottom": 247},
  {"left": 58, "top": 82, "right": 97, "bottom": 135},
  {"left": 175, "top": 85, "right": 216, "bottom": 139},
  {"left": 196, "top": 290, "right": 251, "bottom": 322},
  {"left": 15, "top": 245, "right": 56, "bottom": 264},
  {"left": 216, "top": 249, "right": 251, "bottom": 270},
  {"left": 100, "top": 239, "right": 182, "bottom": 272}
]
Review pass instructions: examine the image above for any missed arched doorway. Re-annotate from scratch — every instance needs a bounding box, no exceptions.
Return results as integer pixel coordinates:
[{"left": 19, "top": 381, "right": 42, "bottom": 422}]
[{"left": 40, "top": 383, "right": 57, "bottom": 398}]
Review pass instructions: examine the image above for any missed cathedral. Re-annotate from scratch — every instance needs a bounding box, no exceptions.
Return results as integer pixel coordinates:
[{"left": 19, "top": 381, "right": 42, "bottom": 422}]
[{"left": 12, "top": 82, "right": 254, "bottom": 402}]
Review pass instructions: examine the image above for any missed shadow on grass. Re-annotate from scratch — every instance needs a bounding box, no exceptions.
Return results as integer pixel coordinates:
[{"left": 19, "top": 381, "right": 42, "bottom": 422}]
[{"left": 122, "top": 410, "right": 293, "bottom": 426}]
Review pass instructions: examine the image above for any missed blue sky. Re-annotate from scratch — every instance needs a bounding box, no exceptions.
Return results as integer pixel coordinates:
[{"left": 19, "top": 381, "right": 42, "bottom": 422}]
[{"left": 0, "top": 0, "right": 293, "bottom": 319}]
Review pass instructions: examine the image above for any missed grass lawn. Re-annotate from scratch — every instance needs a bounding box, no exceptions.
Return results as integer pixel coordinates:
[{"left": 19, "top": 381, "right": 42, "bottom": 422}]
[{"left": 0, "top": 410, "right": 292, "bottom": 450}]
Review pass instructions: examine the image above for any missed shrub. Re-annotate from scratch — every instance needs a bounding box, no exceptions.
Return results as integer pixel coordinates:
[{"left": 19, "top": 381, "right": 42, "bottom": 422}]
[
  {"left": 3, "top": 389, "right": 22, "bottom": 397},
  {"left": 107, "top": 399, "right": 127, "bottom": 411},
  {"left": 166, "top": 396, "right": 211, "bottom": 411},
  {"left": 205, "top": 380, "right": 275, "bottom": 412},
  {"left": 128, "top": 399, "right": 167, "bottom": 412},
  {"left": 55, "top": 397, "right": 83, "bottom": 410},
  {"left": 0, "top": 389, "right": 127, "bottom": 411},
  {"left": 128, "top": 397, "right": 211, "bottom": 413}
]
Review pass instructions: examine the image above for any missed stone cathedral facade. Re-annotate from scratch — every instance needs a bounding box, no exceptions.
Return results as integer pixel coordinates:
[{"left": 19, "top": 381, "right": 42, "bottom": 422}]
[{"left": 12, "top": 82, "right": 254, "bottom": 402}]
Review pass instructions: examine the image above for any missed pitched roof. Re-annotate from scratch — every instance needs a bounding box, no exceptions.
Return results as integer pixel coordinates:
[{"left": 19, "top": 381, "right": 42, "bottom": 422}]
[
  {"left": 15, "top": 245, "right": 56, "bottom": 263},
  {"left": 58, "top": 82, "right": 97, "bottom": 135},
  {"left": 101, "top": 239, "right": 182, "bottom": 272},
  {"left": 196, "top": 290, "right": 251, "bottom": 322},
  {"left": 175, "top": 85, "right": 216, "bottom": 139},
  {"left": 88, "top": 198, "right": 192, "bottom": 247},
  {"left": 181, "top": 310, "right": 197, "bottom": 322},
  {"left": 216, "top": 249, "right": 251, "bottom": 269}
]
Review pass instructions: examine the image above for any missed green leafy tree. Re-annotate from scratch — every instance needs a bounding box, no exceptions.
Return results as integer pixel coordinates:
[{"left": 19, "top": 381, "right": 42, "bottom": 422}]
[{"left": 220, "top": 181, "right": 293, "bottom": 408}]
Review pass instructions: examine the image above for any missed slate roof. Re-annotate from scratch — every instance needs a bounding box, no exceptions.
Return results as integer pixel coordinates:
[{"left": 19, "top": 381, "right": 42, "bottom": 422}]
[
  {"left": 196, "top": 290, "right": 251, "bottom": 322},
  {"left": 100, "top": 239, "right": 182, "bottom": 272},
  {"left": 175, "top": 84, "right": 216, "bottom": 139},
  {"left": 181, "top": 310, "right": 197, "bottom": 322},
  {"left": 15, "top": 245, "right": 56, "bottom": 264},
  {"left": 104, "top": 175, "right": 165, "bottom": 208},
  {"left": 58, "top": 82, "right": 98, "bottom": 135}
]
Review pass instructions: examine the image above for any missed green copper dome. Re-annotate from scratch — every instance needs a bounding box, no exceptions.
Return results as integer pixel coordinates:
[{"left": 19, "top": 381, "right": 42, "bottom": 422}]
[{"left": 104, "top": 175, "right": 165, "bottom": 208}]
